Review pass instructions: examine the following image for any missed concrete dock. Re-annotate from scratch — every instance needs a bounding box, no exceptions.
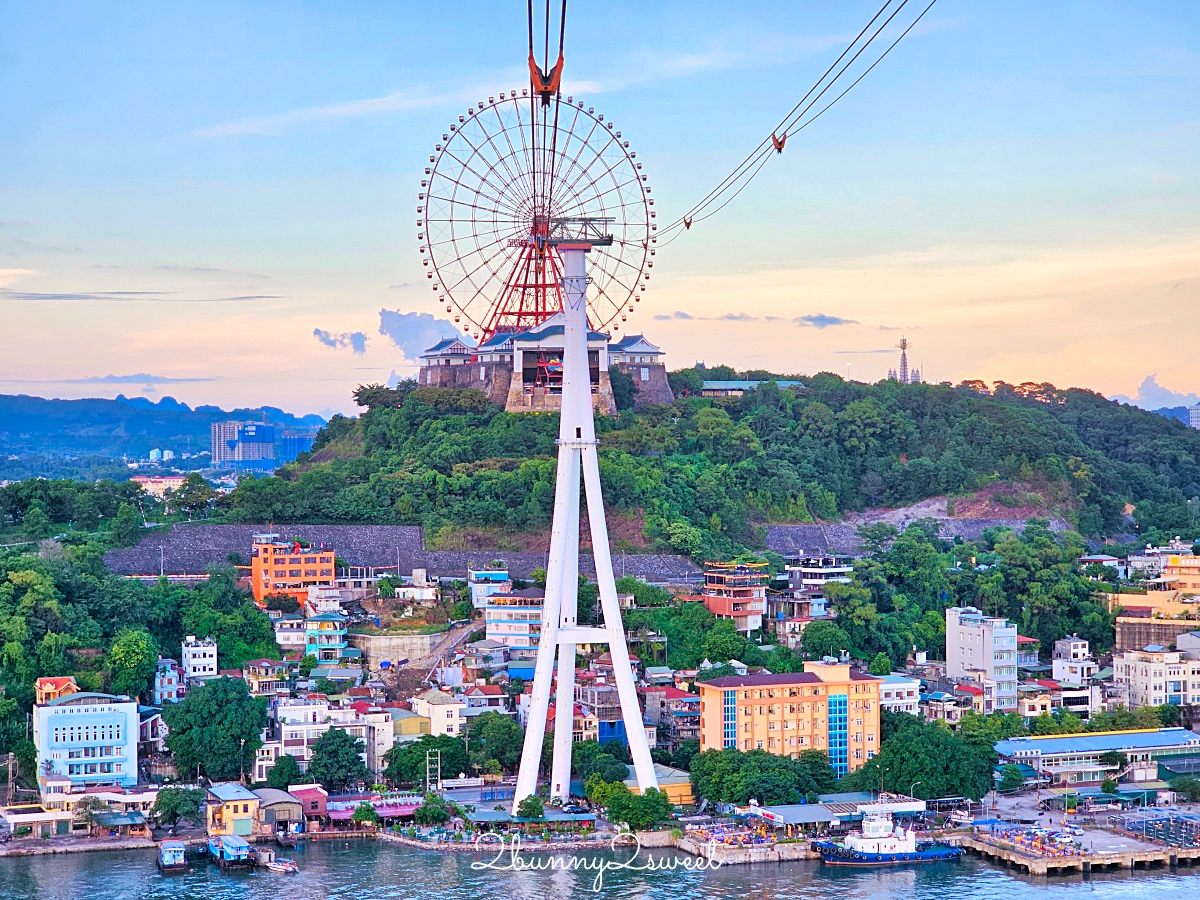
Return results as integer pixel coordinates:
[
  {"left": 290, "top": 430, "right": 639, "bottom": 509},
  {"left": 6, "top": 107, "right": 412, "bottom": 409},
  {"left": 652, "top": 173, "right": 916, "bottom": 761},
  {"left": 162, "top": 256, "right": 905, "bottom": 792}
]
[{"left": 950, "top": 833, "right": 1200, "bottom": 875}]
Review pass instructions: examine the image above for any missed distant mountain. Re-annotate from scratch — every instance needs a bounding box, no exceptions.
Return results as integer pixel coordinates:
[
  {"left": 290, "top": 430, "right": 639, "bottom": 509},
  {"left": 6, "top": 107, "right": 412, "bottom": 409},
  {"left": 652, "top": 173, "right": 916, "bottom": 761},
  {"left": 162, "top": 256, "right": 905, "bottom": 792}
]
[
  {"left": 0, "top": 394, "right": 326, "bottom": 459},
  {"left": 1153, "top": 406, "right": 1191, "bottom": 425}
]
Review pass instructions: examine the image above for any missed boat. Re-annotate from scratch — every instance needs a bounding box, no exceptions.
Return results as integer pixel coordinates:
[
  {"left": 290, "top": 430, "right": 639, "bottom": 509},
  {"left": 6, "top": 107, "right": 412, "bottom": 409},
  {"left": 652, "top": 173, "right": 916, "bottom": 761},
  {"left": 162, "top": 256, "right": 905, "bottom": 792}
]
[
  {"left": 275, "top": 831, "right": 298, "bottom": 848},
  {"left": 207, "top": 834, "right": 255, "bottom": 869},
  {"left": 267, "top": 858, "right": 299, "bottom": 874},
  {"left": 156, "top": 840, "right": 188, "bottom": 873},
  {"left": 813, "top": 813, "right": 963, "bottom": 866}
]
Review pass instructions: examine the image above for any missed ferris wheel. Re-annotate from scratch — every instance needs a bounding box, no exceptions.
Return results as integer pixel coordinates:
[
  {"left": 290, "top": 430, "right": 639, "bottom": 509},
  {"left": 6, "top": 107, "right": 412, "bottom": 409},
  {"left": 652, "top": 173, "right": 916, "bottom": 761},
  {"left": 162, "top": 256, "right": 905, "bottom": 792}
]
[{"left": 418, "top": 85, "right": 655, "bottom": 341}]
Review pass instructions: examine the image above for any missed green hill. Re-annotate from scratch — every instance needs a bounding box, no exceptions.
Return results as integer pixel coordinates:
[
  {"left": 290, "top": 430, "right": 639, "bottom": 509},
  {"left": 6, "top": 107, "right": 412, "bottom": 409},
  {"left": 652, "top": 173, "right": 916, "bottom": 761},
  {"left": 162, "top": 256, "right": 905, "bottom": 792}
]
[{"left": 213, "top": 373, "right": 1200, "bottom": 557}]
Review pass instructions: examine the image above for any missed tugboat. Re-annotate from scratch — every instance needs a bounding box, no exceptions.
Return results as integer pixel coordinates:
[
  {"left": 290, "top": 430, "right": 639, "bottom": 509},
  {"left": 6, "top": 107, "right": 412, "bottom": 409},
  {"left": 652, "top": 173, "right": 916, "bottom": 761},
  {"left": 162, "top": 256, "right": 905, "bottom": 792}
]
[{"left": 813, "top": 813, "right": 963, "bottom": 866}]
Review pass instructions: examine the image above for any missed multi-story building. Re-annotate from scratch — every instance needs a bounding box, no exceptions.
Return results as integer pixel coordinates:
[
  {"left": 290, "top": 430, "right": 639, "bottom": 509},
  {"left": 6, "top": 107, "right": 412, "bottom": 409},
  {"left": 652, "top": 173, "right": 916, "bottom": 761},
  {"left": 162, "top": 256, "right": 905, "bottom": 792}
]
[
  {"left": 304, "top": 612, "right": 350, "bottom": 663},
  {"left": 1016, "top": 635, "right": 1041, "bottom": 667},
  {"left": 410, "top": 689, "right": 465, "bottom": 737},
  {"left": 181, "top": 635, "right": 218, "bottom": 681},
  {"left": 643, "top": 686, "right": 701, "bottom": 749},
  {"left": 255, "top": 697, "right": 395, "bottom": 781},
  {"left": 130, "top": 474, "right": 187, "bottom": 499},
  {"left": 244, "top": 659, "right": 288, "bottom": 697},
  {"left": 250, "top": 534, "right": 337, "bottom": 606},
  {"left": 696, "top": 659, "right": 880, "bottom": 776},
  {"left": 152, "top": 658, "right": 184, "bottom": 705},
  {"left": 877, "top": 674, "right": 921, "bottom": 715},
  {"left": 273, "top": 613, "right": 307, "bottom": 655},
  {"left": 945, "top": 607, "right": 1018, "bottom": 712},
  {"left": 211, "top": 422, "right": 276, "bottom": 472},
  {"left": 484, "top": 587, "right": 545, "bottom": 652},
  {"left": 33, "top": 678, "right": 139, "bottom": 790},
  {"left": 607, "top": 334, "right": 674, "bottom": 405},
  {"left": 703, "top": 562, "right": 768, "bottom": 636},
  {"left": 1052, "top": 634, "right": 1098, "bottom": 685},
  {"left": 1161, "top": 555, "right": 1200, "bottom": 594},
  {"left": 206, "top": 783, "right": 260, "bottom": 837},
  {"left": 1114, "top": 645, "right": 1200, "bottom": 708},
  {"left": 996, "top": 727, "right": 1200, "bottom": 787},
  {"left": 468, "top": 566, "right": 513, "bottom": 609}
]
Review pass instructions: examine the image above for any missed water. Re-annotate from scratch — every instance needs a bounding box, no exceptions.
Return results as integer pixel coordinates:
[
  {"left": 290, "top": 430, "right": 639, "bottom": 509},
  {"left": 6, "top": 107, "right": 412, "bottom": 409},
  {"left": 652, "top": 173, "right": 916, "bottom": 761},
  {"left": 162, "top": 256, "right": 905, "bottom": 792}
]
[{"left": 0, "top": 841, "right": 1198, "bottom": 900}]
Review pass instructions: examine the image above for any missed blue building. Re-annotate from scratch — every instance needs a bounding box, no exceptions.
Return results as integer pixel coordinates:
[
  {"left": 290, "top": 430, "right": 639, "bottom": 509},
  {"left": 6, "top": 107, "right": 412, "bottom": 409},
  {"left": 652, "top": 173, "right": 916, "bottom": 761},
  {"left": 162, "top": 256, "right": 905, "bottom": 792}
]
[{"left": 33, "top": 682, "right": 139, "bottom": 790}]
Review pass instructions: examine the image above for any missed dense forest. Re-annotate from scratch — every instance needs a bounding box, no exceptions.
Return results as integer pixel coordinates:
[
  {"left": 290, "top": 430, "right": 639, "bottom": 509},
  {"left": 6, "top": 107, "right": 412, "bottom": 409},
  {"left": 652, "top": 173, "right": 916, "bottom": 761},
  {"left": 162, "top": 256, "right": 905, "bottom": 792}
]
[{"left": 182, "top": 372, "right": 1200, "bottom": 560}]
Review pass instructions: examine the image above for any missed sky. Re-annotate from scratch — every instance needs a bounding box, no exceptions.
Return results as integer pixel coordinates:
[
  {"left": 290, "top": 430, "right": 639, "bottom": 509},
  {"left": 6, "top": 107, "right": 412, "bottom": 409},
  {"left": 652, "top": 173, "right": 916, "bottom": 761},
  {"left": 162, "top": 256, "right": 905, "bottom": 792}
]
[{"left": 1, "top": 1, "right": 1197, "bottom": 417}]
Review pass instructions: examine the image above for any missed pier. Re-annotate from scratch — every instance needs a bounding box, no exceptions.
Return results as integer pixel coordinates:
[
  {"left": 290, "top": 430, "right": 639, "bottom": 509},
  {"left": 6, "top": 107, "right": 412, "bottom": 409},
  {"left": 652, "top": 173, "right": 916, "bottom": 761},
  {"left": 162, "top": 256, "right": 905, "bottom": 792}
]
[{"left": 949, "top": 833, "right": 1200, "bottom": 876}]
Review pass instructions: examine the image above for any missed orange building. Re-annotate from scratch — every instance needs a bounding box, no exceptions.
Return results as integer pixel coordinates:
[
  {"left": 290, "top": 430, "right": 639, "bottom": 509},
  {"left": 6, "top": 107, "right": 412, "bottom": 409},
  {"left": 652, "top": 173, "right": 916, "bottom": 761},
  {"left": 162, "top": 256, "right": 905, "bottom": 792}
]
[
  {"left": 696, "top": 659, "right": 880, "bottom": 777},
  {"left": 250, "top": 534, "right": 336, "bottom": 606},
  {"left": 702, "top": 561, "right": 768, "bottom": 635}
]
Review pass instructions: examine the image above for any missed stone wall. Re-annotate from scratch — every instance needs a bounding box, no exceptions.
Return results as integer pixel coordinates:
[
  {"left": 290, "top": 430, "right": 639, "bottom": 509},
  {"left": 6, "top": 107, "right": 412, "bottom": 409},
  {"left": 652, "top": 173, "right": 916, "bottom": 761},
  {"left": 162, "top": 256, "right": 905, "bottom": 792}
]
[
  {"left": 347, "top": 631, "right": 442, "bottom": 668},
  {"left": 614, "top": 362, "right": 674, "bottom": 407}
]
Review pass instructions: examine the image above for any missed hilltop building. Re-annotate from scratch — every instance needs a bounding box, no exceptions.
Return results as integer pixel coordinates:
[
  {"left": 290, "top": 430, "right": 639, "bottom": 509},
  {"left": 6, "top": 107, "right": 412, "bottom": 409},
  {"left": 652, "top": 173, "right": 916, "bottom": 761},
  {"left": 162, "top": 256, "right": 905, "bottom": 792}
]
[
  {"left": 418, "top": 318, "right": 673, "bottom": 413},
  {"left": 945, "top": 606, "right": 1018, "bottom": 712},
  {"left": 701, "top": 562, "right": 768, "bottom": 636},
  {"left": 130, "top": 475, "right": 186, "bottom": 499},
  {"left": 181, "top": 635, "right": 218, "bottom": 681},
  {"left": 250, "top": 534, "right": 336, "bottom": 605}
]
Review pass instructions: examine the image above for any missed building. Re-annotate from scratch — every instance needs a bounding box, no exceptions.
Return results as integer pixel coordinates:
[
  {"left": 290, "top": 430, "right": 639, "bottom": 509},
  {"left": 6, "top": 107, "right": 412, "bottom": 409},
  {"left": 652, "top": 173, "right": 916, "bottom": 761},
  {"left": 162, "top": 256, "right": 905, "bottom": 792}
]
[
  {"left": 273, "top": 613, "right": 307, "bottom": 655},
  {"left": 643, "top": 686, "right": 701, "bottom": 749},
  {"left": 607, "top": 334, "right": 674, "bottom": 405},
  {"left": 877, "top": 674, "right": 921, "bottom": 715},
  {"left": 152, "top": 659, "right": 183, "bottom": 705},
  {"left": 288, "top": 783, "right": 328, "bottom": 830},
  {"left": 277, "top": 431, "right": 316, "bottom": 466},
  {"left": 696, "top": 660, "right": 881, "bottom": 776},
  {"left": 252, "top": 788, "right": 304, "bottom": 837},
  {"left": 702, "top": 562, "right": 768, "bottom": 636},
  {"left": 945, "top": 607, "right": 1018, "bottom": 712},
  {"left": 1114, "top": 645, "right": 1200, "bottom": 708},
  {"left": 546, "top": 702, "right": 601, "bottom": 744},
  {"left": 250, "top": 534, "right": 336, "bottom": 606},
  {"left": 995, "top": 728, "right": 1200, "bottom": 787},
  {"left": 468, "top": 566, "right": 513, "bottom": 610},
  {"left": 388, "top": 708, "right": 432, "bottom": 745},
  {"left": 1052, "top": 635, "right": 1098, "bottom": 685},
  {"left": 244, "top": 659, "right": 288, "bottom": 697},
  {"left": 484, "top": 587, "right": 545, "bottom": 652},
  {"left": 410, "top": 689, "right": 465, "bottom": 737},
  {"left": 181, "top": 635, "right": 218, "bottom": 681},
  {"left": 1161, "top": 554, "right": 1200, "bottom": 594},
  {"left": 256, "top": 697, "right": 395, "bottom": 781},
  {"left": 212, "top": 422, "right": 276, "bottom": 472},
  {"left": 1192, "top": 405, "right": 1200, "bottom": 430},
  {"left": 33, "top": 681, "right": 140, "bottom": 790},
  {"left": 130, "top": 475, "right": 187, "bottom": 499},
  {"left": 206, "top": 782, "right": 260, "bottom": 837},
  {"left": 462, "top": 684, "right": 508, "bottom": 713},
  {"left": 699, "top": 379, "right": 802, "bottom": 399}
]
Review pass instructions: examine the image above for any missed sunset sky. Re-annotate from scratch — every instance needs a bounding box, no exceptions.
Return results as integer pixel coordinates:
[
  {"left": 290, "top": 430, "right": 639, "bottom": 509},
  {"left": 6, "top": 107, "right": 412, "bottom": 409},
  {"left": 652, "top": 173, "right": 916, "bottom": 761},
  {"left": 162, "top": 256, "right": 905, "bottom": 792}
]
[{"left": 1, "top": 1, "right": 1197, "bottom": 416}]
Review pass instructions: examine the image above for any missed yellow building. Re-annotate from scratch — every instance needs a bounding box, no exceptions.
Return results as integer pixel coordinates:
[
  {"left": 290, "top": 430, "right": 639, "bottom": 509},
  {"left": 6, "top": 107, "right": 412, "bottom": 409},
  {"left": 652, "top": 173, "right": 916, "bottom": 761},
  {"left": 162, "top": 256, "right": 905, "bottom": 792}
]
[
  {"left": 206, "top": 783, "right": 260, "bottom": 837},
  {"left": 696, "top": 660, "right": 880, "bottom": 777},
  {"left": 624, "top": 763, "right": 694, "bottom": 806},
  {"left": 1162, "top": 555, "right": 1200, "bottom": 594}
]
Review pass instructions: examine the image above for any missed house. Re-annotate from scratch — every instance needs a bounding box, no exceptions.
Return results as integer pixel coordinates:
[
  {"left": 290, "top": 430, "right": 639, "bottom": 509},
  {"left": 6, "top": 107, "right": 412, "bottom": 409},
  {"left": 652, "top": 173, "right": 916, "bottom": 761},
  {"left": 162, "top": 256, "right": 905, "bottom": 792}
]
[
  {"left": 877, "top": 674, "right": 921, "bottom": 715},
  {"left": 701, "top": 562, "right": 768, "bottom": 636},
  {"left": 206, "top": 783, "right": 260, "bottom": 837},
  {"left": 462, "top": 684, "right": 507, "bottom": 712},
  {"left": 1114, "top": 645, "right": 1200, "bottom": 707},
  {"left": 252, "top": 788, "right": 304, "bottom": 837},
  {"left": 181, "top": 635, "right": 218, "bottom": 681},
  {"left": 152, "top": 659, "right": 184, "bottom": 705},
  {"left": 468, "top": 567, "right": 514, "bottom": 610},
  {"left": 89, "top": 810, "right": 149, "bottom": 838},
  {"left": 945, "top": 607, "right": 1018, "bottom": 712},
  {"left": 305, "top": 612, "right": 350, "bottom": 663},
  {"left": 386, "top": 708, "right": 432, "bottom": 745},
  {"left": 288, "top": 783, "right": 328, "bottom": 830},
  {"left": 138, "top": 706, "right": 167, "bottom": 753},
  {"left": 410, "top": 689, "right": 465, "bottom": 736},
  {"left": 484, "top": 587, "right": 546, "bottom": 652},
  {"left": 273, "top": 614, "right": 307, "bottom": 655},
  {"left": 244, "top": 659, "right": 288, "bottom": 697},
  {"left": 643, "top": 666, "right": 675, "bottom": 686},
  {"left": 624, "top": 762, "right": 694, "bottom": 805},
  {"left": 547, "top": 702, "right": 600, "bottom": 744},
  {"left": 1052, "top": 635, "right": 1098, "bottom": 685},
  {"left": 34, "top": 676, "right": 79, "bottom": 706}
]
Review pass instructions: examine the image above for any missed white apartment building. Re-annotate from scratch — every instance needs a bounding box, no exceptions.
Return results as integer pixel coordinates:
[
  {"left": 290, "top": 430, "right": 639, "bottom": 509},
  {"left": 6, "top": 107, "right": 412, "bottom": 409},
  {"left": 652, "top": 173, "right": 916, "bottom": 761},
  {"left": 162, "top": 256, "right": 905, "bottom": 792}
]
[
  {"left": 255, "top": 696, "right": 395, "bottom": 782},
  {"left": 946, "top": 607, "right": 1018, "bottom": 712},
  {"left": 877, "top": 673, "right": 921, "bottom": 715},
  {"left": 1052, "top": 634, "right": 1098, "bottom": 685},
  {"left": 410, "top": 689, "right": 466, "bottom": 736},
  {"left": 484, "top": 588, "right": 545, "bottom": 652},
  {"left": 1114, "top": 645, "right": 1200, "bottom": 708},
  {"left": 181, "top": 635, "right": 218, "bottom": 681},
  {"left": 273, "top": 614, "right": 308, "bottom": 654}
]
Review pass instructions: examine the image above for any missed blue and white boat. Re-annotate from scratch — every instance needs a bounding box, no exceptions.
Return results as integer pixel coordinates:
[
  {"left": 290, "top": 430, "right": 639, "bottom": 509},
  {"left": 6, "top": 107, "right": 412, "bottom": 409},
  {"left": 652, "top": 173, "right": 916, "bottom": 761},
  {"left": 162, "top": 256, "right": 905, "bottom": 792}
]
[
  {"left": 813, "top": 813, "right": 963, "bottom": 866},
  {"left": 157, "top": 840, "right": 187, "bottom": 873},
  {"left": 207, "top": 834, "right": 254, "bottom": 868}
]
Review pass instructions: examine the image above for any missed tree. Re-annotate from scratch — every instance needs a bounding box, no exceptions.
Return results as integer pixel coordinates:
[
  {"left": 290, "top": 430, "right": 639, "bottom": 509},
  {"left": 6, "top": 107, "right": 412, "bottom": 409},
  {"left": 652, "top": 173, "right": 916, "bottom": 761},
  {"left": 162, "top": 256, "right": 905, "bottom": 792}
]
[
  {"left": 703, "top": 620, "right": 747, "bottom": 662},
  {"left": 451, "top": 599, "right": 473, "bottom": 620},
  {"left": 163, "top": 677, "right": 268, "bottom": 781},
  {"left": 1171, "top": 776, "right": 1200, "bottom": 802},
  {"left": 413, "top": 793, "right": 451, "bottom": 825},
  {"left": 107, "top": 627, "right": 157, "bottom": 699},
  {"left": 609, "top": 365, "right": 639, "bottom": 411},
  {"left": 111, "top": 502, "right": 142, "bottom": 545},
  {"left": 151, "top": 787, "right": 206, "bottom": 830},
  {"left": 168, "top": 474, "right": 216, "bottom": 518},
  {"left": 352, "top": 801, "right": 380, "bottom": 827},
  {"left": 516, "top": 794, "right": 544, "bottom": 819},
  {"left": 839, "top": 717, "right": 995, "bottom": 800},
  {"left": 1101, "top": 777, "right": 1118, "bottom": 795},
  {"left": 609, "top": 787, "right": 673, "bottom": 831},
  {"left": 267, "top": 754, "right": 302, "bottom": 789},
  {"left": 299, "top": 655, "right": 318, "bottom": 677},
  {"left": 22, "top": 502, "right": 51, "bottom": 540},
  {"left": 265, "top": 594, "right": 300, "bottom": 614},
  {"left": 75, "top": 794, "right": 109, "bottom": 827},
  {"left": 869, "top": 652, "right": 892, "bottom": 676},
  {"left": 998, "top": 764, "right": 1026, "bottom": 793},
  {"left": 307, "top": 728, "right": 369, "bottom": 793},
  {"left": 672, "top": 739, "right": 700, "bottom": 771},
  {"left": 800, "top": 620, "right": 850, "bottom": 660},
  {"left": 384, "top": 734, "right": 469, "bottom": 787},
  {"left": 1098, "top": 750, "right": 1129, "bottom": 774},
  {"left": 469, "top": 711, "right": 524, "bottom": 773},
  {"left": 377, "top": 577, "right": 396, "bottom": 599}
]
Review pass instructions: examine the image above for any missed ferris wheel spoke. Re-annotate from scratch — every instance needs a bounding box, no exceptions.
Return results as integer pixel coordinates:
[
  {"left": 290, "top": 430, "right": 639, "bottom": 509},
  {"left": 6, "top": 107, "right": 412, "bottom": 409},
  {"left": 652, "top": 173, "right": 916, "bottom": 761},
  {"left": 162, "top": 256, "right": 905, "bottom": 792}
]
[
  {"left": 552, "top": 141, "right": 630, "bottom": 215},
  {"left": 425, "top": 192, "right": 527, "bottom": 223},
  {"left": 546, "top": 115, "right": 603, "bottom": 215},
  {"left": 553, "top": 174, "right": 643, "bottom": 220},
  {"left": 436, "top": 148, "right": 528, "bottom": 220},
  {"left": 442, "top": 236, "right": 520, "bottom": 297},
  {"left": 454, "top": 120, "right": 534, "bottom": 213}
]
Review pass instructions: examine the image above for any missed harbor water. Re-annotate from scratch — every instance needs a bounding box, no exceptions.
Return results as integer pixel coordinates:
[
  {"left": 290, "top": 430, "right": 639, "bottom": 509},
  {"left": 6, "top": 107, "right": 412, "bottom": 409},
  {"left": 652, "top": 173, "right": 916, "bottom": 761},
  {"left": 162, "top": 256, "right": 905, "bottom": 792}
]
[{"left": 2, "top": 840, "right": 1200, "bottom": 900}]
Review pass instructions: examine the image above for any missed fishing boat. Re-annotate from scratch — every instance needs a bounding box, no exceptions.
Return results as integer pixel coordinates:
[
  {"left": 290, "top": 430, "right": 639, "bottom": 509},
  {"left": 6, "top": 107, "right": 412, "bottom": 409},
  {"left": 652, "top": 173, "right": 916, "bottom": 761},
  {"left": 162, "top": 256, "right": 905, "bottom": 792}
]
[
  {"left": 275, "top": 830, "right": 298, "bottom": 848},
  {"left": 813, "top": 813, "right": 963, "bottom": 866},
  {"left": 267, "top": 858, "right": 300, "bottom": 874},
  {"left": 207, "top": 834, "right": 255, "bottom": 869},
  {"left": 156, "top": 840, "right": 188, "bottom": 873}
]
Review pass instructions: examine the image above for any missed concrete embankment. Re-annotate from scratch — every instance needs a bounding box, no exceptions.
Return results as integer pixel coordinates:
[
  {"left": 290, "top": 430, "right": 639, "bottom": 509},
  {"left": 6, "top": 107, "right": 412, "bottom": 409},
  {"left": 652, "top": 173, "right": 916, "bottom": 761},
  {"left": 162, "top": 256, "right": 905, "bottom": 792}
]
[
  {"left": 676, "top": 836, "right": 817, "bottom": 865},
  {"left": 949, "top": 833, "right": 1200, "bottom": 876},
  {"left": 0, "top": 837, "right": 156, "bottom": 857}
]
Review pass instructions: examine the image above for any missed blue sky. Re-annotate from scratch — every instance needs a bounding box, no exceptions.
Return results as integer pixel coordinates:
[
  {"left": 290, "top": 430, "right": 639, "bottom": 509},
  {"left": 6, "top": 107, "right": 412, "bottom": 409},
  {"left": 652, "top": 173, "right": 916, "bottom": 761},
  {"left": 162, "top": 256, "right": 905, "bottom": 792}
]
[{"left": 1, "top": 1, "right": 1197, "bottom": 415}]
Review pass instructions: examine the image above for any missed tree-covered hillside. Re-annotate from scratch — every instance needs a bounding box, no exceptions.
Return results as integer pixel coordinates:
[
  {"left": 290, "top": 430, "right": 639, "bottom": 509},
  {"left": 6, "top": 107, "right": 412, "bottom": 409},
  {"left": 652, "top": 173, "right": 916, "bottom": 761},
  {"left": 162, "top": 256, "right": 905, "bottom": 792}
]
[{"left": 210, "top": 373, "right": 1200, "bottom": 558}]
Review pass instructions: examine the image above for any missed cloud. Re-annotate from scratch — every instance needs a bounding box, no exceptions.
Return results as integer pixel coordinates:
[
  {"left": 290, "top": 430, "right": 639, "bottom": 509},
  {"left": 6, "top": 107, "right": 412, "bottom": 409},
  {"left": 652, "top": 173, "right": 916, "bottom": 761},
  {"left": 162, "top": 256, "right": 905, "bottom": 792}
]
[
  {"left": 0, "top": 290, "right": 276, "bottom": 302},
  {"left": 1112, "top": 374, "right": 1200, "bottom": 410},
  {"left": 67, "top": 373, "right": 215, "bottom": 384},
  {"left": 795, "top": 314, "right": 858, "bottom": 329},
  {"left": 832, "top": 348, "right": 897, "bottom": 355},
  {"left": 654, "top": 311, "right": 694, "bottom": 320},
  {"left": 313, "top": 329, "right": 368, "bottom": 354},
  {"left": 388, "top": 283, "right": 412, "bottom": 290},
  {"left": 378, "top": 309, "right": 461, "bottom": 360}
]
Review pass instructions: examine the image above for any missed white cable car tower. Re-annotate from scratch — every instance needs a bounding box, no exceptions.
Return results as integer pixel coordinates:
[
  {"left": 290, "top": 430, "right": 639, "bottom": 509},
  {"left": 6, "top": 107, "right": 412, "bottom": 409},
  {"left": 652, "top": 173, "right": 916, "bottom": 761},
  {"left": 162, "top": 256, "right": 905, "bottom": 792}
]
[{"left": 511, "top": 218, "right": 658, "bottom": 810}]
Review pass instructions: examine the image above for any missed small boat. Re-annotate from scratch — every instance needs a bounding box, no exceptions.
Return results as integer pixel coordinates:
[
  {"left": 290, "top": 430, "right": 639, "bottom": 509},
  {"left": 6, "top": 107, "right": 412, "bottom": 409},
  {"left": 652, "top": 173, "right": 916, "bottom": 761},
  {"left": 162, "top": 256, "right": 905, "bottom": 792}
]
[
  {"left": 267, "top": 858, "right": 299, "bottom": 873},
  {"left": 157, "top": 840, "right": 188, "bottom": 873},
  {"left": 813, "top": 813, "right": 963, "bottom": 866},
  {"left": 276, "top": 831, "right": 298, "bottom": 848}
]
